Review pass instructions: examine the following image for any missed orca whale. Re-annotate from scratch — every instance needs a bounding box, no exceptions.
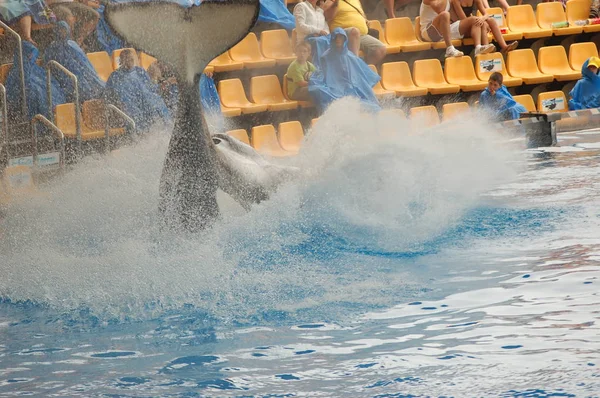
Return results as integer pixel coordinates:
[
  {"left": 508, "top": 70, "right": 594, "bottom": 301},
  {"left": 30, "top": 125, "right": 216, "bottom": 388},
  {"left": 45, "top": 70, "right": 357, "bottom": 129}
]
[{"left": 105, "top": 0, "right": 295, "bottom": 232}]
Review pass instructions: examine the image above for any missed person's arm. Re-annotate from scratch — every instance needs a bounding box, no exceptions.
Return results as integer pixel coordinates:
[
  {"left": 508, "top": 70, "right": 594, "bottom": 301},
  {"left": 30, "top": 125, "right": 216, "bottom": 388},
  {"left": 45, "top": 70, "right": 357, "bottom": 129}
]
[
  {"left": 324, "top": 0, "right": 338, "bottom": 22},
  {"left": 293, "top": 4, "right": 322, "bottom": 36},
  {"left": 423, "top": 0, "right": 448, "bottom": 14},
  {"left": 450, "top": 0, "right": 468, "bottom": 20},
  {"left": 474, "top": 0, "right": 487, "bottom": 15}
]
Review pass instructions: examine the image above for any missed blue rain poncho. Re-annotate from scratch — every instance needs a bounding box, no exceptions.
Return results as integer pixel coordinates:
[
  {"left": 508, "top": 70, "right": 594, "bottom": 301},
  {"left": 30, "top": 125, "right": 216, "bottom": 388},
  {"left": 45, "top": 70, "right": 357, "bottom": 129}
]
[
  {"left": 44, "top": 22, "right": 105, "bottom": 103},
  {"left": 568, "top": 58, "right": 600, "bottom": 110},
  {"left": 5, "top": 41, "right": 66, "bottom": 120},
  {"left": 104, "top": 65, "right": 171, "bottom": 132},
  {"left": 199, "top": 74, "right": 224, "bottom": 132},
  {"left": 305, "top": 35, "right": 329, "bottom": 69},
  {"left": 480, "top": 85, "right": 527, "bottom": 121},
  {"left": 257, "top": 0, "right": 295, "bottom": 29},
  {"left": 308, "top": 28, "right": 380, "bottom": 113}
]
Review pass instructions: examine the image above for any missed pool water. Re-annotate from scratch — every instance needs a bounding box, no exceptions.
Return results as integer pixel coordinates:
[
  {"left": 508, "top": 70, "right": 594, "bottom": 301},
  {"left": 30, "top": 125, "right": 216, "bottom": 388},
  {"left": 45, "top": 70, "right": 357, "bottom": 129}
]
[{"left": 1, "top": 100, "right": 599, "bottom": 397}]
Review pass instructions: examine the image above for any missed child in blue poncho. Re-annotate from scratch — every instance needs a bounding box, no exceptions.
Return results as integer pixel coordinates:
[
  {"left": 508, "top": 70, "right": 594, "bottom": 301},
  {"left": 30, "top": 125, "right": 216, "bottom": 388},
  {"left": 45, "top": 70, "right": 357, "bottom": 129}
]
[
  {"left": 480, "top": 72, "right": 526, "bottom": 121},
  {"left": 569, "top": 57, "right": 600, "bottom": 111}
]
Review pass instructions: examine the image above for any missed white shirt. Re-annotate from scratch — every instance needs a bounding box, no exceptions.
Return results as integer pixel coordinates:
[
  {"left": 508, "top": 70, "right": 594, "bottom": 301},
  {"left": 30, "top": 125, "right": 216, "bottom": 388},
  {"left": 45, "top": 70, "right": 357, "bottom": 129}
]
[
  {"left": 293, "top": 1, "right": 329, "bottom": 45},
  {"left": 419, "top": 0, "right": 450, "bottom": 32}
]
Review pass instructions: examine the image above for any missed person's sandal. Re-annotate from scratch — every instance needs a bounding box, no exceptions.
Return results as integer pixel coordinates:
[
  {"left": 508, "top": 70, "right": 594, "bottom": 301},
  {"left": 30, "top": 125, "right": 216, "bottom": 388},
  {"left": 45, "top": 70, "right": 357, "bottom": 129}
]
[{"left": 501, "top": 41, "right": 518, "bottom": 54}]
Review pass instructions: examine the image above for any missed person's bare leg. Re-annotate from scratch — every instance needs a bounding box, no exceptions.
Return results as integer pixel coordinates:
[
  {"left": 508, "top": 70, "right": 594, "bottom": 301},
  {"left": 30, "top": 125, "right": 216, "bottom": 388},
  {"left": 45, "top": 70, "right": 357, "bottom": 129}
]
[
  {"left": 347, "top": 27, "right": 360, "bottom": 56},
  {"left": 486, "top": 18, "right": 508, "bottom": 49},
  {"left": 432, "top": 11, "right": 452, "bottom": 47},
  {"left": 366, "top": 46, "right": 386, "bottom": 65},
  {"left": 496, "top": 0, "right": 510, "bottom": 14},
  {"left": 15, "top": 15, "right": 34, "bottom": 43},
  {"left": 385, "top": 0, "right": 396, "bottom": 18},
  {"left": 460, "top": 17, "right": 481, "bottom": 47}
]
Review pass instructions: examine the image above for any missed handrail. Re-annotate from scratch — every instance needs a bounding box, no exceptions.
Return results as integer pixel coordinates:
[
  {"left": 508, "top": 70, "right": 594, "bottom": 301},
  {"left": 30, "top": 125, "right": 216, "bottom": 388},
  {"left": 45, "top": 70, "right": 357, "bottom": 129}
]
[
  {"left": 46, "top": 60, "right": 82, "bottom": 157},
  {"left": 0, "top": 21, "right": 27, "bottom": 120},
  {"left": 31, "top": 114, "right": 65, "bottom": 170},
  {"left": 0, "top": 84, "right": 8, "bottom": 162},
  {"left": 106, "top": 104, "right": 136, "bottom": 149}
]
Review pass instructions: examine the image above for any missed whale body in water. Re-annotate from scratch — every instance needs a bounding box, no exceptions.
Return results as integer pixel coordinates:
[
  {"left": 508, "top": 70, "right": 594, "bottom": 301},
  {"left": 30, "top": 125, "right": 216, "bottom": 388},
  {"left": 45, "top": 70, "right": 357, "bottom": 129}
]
[{"left": 105, "top": 0, "right": 296, "bottom": 232}]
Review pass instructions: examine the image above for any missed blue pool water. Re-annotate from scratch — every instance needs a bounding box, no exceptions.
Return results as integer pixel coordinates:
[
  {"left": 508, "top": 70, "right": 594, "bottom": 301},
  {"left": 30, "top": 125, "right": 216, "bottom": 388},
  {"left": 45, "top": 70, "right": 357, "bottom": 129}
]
[{"left": 1, "top": 102, "right": 599, "bottom": 397}]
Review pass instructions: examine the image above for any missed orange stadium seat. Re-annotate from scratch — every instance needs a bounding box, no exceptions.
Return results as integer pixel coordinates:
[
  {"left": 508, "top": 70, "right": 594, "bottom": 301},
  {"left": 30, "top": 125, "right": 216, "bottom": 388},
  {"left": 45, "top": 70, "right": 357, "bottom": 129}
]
[
  {"left": 474, "top": 52, "right": 522, "bottom": 87},
  {"left": 537, "top": 46, "right": 581, "bottom": 81},
  {"left": 221, "top": 105, "right": 242, "bottom": 117},
  {"left": 111, "top": 48, "right": 138, "bottom": 70},
  {"left": 367, "top": 20, "right": 401, "bottom": 54},
  {"left": 444, "top": 56, "right": 487, "bottom": 91},
  {"left": 442, "top": 102, "right": 470, "bottom": 121},
  {"left": 566, "top": 0, "right": 600, "bottom": 33},
  {"left": 536, "top": 1, "right": 583, "bottom": 36},
  {"left": 410, "top": 105, "right": 440, "bottom": 127},
  {"left": 86, "top": 52, "right": 113, "bottom": 82},
  {"left": 229, "top": 33, "right": 276, "bottom": 69},
  {"left": 278, "top": 121, "right": 304, "bottom": 154},
  {"left": 381, "top": 61, "right": 428, "bottom": 97},
  {"left": 368, "top": 65, "right": 396, "bottom": 100},
  {"left": 82, "top": 100, "right": 125, "bottom": 138},
  {"left": 250, "top": 75, "right": 298, "bottom": 111},
  {"left": 0, "top": 63, "right": 12, "bottom": 85},
  {"left": 260, "top": 29, "right": 296, "bottom": 65},
  {"left": 477, "top": 7, "right": 522, "bottom": 41},
  {"left": 55, "top": 103, "right": 77, "bottom": 138},
  {"left": 139, "top": 52, "right": 157, "bottom": 70},
  {"left": 251, "top": 125, "right": 292, "bottom": 157},
  {"left": 385, "top": 17, "right": 431, "bottom": 52},
  {"left": 507, "top": 5, "right": 552, "bottom": 39},
  {"left": 513, "top": 94, "right": 537, "bottom": 112},
  {"left": 414, "top": 16, "right": 461, "bottom": 49},
  {"left": 226, "top": 129, "right": 250, "bottom": 145},
  {"left": 413, "top": 59, "right": 460, "bottom": 95},
  {"left": 507, "top": 49, "right": 554, "bottom": 85},
  {"left": 209, "top": 52, "right": 244, "bottom": 72},
  {"left": 2, "top": 165, "right": 36, "bottom": 197},
  {"left": 311, "top": 118, "right": 319, "bottom": 127},
  {"left": 218, "top": 79, "right": 268, "bottom": 114},
  {"left": 282, "top": 74, "right": 313, "bottom": 108},
  {"left": 569, "top": 42, "right": 599, "bottom": 71},
  {"left": 537, "top": 91, "right": 568, "bottom": 113}
]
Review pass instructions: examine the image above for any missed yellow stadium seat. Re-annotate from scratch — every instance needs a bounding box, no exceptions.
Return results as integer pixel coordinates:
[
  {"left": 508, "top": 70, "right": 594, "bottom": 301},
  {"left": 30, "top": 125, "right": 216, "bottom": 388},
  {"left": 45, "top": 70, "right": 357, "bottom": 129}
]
[
  {"left": 367, "top": 20, "right": 401, "bottom": 54},
  {"left": 218, "top": 79, "right": 268, "bottom": 114},
  {"left": 444, "top": 56, "right": 487, "bottom": 92},
  {"left": 229, "top": 33, "right": 276, "bottom": 69},
  {"left": 474, "top": 52, "right": 522, "bottom": 87},
  {"left": 260, "top": 29, "right": 296, "bottom": 65},
  {"left": 537, "top": 46, "right": 581, "bottom": 82},
  {"left": 537, "top": 90, "right": 568, "bottom": 113},
  {"left": 0, "top": 63, "right": 12, "bottom": 85},
  {"left": 209, "top": 52, "right": 244, "bottom": 72},
  {"left": 86, "top": 52, "right": 113, "bottom": 82},
  {"left": 2, "top": 165, "right": 36, "bottom": 196},
  {"left": 139, "top": 52, "right": 157, "bottom": 70},
  {"left": 380, "top": 108, "right": 406, "bottom": 118},
  {"left": 82, "top": 100, "right": 125, "bottom": 138},
  {"left": 569, "top": 42, "right": 599, "bottom": 71},
  {"left": 536, "top": 2, "right": 583, "bottom": 36},
  {"left": 311, "top": 118, "right": 319, "bottom": 127},
  {"left": 381, "top": 61, "right": 428, "bottom": 97},
  {"left": 477, "top": 7, "right": 522, "bottom": 40},
  {"left": 250, "top": 75, "right": 298, "bottom": 111},
  {"left": 506, "top": 49, "right": 554, "bottom": 85},
  {"left": 226, "top": 129, "right": 250, "bottom": 145},
  {"left": 55, "top": 103, "right": 77, "bottom": 138},
  {"left": 413, "top": 59, "right": 460, "bottom": 95},
  {"left": 251, "top": 125, "right": 292, "bottom": 157},
  {"left": 414, "top": 16, "right": 462, "bottom": 49},
  {"left": 56, "top": 102, "right": 124, "bottom": 141},
  {"left": 278, "top": 121, "right": 304, "bottom": 154},
  {"left": 282, "top": 74, "right": 313, "bottom": 108},
  {"left": 221, "top": 104, "right": 242, "bottom": 117},
  {"left": 410, "top": 105, "right": 440, "bottom": 127},
  {"left": 111, "top": 48, "right": 138, "bottom": 70},
  {"left": 567, "top": 0, "right": 600, "bottom": 33},
  {"left": 507, "top": 5, "right": 552, "bottom": 39},
  {"left": 367, "top": 65, "right": 396, "bottom": 99},
  {"left": 513, "top": 94, "right": 537, "bottom": 112},
  {"left": 385, "top": 17, "right": 431, "bottom": 52},
  {"left": 442, "top": 102, "right": 470, "bottom": 121}
]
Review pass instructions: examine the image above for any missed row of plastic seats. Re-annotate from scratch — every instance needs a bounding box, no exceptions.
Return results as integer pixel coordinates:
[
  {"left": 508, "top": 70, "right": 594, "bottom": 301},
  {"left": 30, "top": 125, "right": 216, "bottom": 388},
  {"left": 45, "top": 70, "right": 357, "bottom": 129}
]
[
  {"left": 54, "top": 100, "right": 125, "bottom": 141},
  {"left": 226, "top": 121, "right": 305, "bottom": 157},
  {"left": 515, "top": 91, "right": 569, "bottom": 113}
]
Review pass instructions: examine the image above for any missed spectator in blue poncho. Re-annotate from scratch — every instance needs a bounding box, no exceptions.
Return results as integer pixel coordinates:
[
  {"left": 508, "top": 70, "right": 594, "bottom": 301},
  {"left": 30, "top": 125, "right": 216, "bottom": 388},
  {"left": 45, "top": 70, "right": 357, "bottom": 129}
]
[
  {"left": 104, "top": 49, "right": 171, "bottom": 133},
  {"left": 569, "top": 57, "right": 600, "bottom": 111},
  {"left": 44, "top": 21, "right": 105, "bottom": 102},
  {"left": 5, "top": 41, "right": 66, "bottom": 122},
  {"left": 308, "top": 28, "right": 380, "bottom": 113},
  {"left": 480, "top": 72, "right": 526, "bottom": 121}
]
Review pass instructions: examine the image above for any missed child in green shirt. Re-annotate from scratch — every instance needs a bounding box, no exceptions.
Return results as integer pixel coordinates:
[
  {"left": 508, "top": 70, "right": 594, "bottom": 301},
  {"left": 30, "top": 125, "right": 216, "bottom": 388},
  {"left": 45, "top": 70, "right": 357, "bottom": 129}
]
[{"left": 286, "top": 41, "right": 316, "bottom": 101}]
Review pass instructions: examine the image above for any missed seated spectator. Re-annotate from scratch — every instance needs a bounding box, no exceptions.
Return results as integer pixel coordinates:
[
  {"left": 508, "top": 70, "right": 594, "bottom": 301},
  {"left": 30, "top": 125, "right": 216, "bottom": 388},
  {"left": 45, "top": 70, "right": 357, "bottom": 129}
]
[
  {"left": 5, "top": 41, "right": 65, "bottom": 121},
  {"left": 286, "top": 42, "right": 317, "bottom": 101},
  {"left": 569, "top": 57, "right": 600, "bottom": 110},
  {"left": 480, "top": 72, "right": 526, "bottom": 121},
  {"left": 309, "top": 28, "right": 380, "bottom": 112},
  {"left": 44, "top": 21, "right": 105, "bottom": 102},
  {"left": 147, "top": 61, "right": 178, "bottom": 114},
  {"left": 450, "top": 0, "right": 517, "bottom": 54},
  {"left": 420, "top": 0, "right": 494, "bottom": 57},
  {"left": 324, "top": 0, "right": 387, "bottom": 65},
  {"left": 0, "top": 0, "right": 55, "bottom": 45},
  {"left": 104, "top": 49, "right": 171, "bottom": 133},
  {"left": 46, "top": 0, "right": 100, "bottom": 47},
  {"left": 293, "top": 0, "right": 331, "bottom": 45}
]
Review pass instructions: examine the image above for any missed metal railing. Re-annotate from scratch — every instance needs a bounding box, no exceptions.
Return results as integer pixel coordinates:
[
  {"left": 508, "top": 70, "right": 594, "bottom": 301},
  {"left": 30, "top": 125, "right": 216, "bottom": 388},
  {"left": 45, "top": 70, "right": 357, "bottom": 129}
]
[
  {"left": 46, "top": 60, "right": 82, "bottom": 157},
  {"left": 31, "top": 114, "right": 65, "bottom": 170},
  {"left": 0, "top": 84, "right": 8, "bottom": 162},
  {"left": 105, "top": 103, "right": 136, "bottom": 153},
  {"left": 0, "top": 21, "right": 27, "bottom": 120}
]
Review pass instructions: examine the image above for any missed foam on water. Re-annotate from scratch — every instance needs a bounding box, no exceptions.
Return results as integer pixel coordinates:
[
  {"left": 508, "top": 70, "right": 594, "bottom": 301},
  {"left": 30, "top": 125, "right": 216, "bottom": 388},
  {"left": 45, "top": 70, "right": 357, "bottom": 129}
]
[{"left": 0, "top": 99, "right": 521, "bottom": 322}]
